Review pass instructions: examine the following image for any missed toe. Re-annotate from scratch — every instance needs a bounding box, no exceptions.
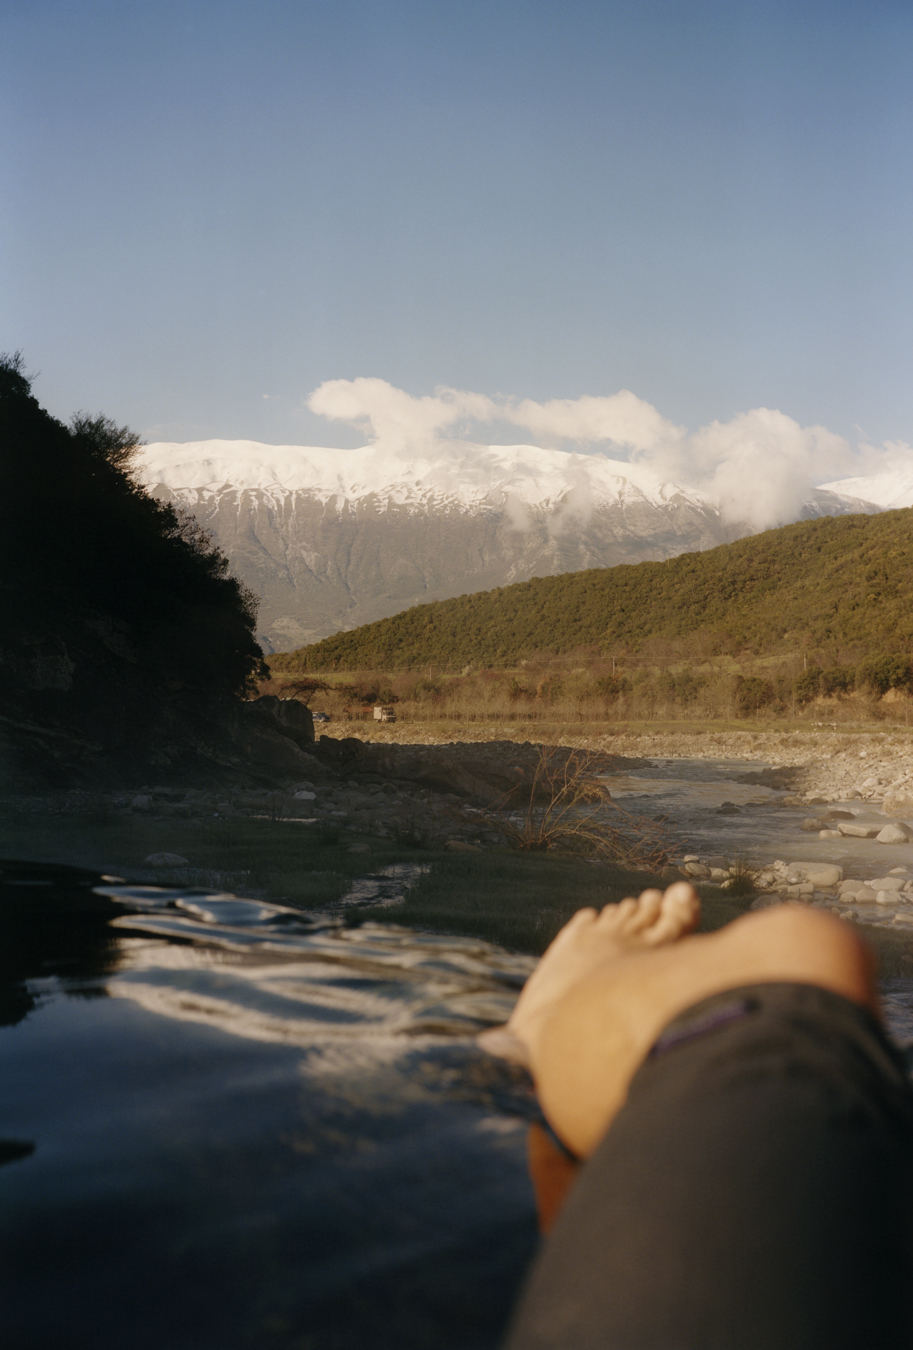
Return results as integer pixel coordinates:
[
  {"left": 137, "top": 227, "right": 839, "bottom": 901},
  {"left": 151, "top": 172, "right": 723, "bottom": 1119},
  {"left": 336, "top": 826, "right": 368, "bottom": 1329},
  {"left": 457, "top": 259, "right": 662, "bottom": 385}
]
[
  {"left": 625, "top": 890, "right": 664, "bottom": 933},
  {"left": 644, "top": 883, "right": 701, "bottom": 944},
  {"left": 598, "top": 897, "right": 638, "bottom": 928}
]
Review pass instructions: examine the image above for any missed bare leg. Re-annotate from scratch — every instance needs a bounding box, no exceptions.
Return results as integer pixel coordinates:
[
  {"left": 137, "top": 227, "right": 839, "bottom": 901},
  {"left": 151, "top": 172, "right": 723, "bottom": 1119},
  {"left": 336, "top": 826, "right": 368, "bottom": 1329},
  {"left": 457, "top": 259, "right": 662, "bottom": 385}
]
[{"left": 484, "top": 884, "right": 879, "bottom": 1159}]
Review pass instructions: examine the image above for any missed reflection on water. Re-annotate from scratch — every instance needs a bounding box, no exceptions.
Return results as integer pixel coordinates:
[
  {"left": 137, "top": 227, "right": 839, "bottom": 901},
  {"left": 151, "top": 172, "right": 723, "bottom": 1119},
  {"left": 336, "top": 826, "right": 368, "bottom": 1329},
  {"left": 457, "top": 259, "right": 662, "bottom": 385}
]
[
  {"left": 0, "top": 864, "right": 540, "bottom": 1350},
  {"left": 106, "top": 904, "right": 533, "bottom": 1048}
]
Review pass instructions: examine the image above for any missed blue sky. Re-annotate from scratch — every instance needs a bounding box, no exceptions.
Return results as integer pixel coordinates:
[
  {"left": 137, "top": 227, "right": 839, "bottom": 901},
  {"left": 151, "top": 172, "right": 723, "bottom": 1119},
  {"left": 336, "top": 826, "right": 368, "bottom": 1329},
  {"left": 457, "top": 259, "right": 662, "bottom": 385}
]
[{"left": 3, "top": 0, "right": 912, "bottom": 460}]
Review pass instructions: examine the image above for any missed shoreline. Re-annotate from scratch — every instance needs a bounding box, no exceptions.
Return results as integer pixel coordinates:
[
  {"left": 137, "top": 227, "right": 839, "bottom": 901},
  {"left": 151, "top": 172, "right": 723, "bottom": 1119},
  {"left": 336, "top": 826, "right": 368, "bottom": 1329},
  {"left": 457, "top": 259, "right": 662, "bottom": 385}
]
[{"left": 342, "top": 723, "right": 913, "bottom": 813}]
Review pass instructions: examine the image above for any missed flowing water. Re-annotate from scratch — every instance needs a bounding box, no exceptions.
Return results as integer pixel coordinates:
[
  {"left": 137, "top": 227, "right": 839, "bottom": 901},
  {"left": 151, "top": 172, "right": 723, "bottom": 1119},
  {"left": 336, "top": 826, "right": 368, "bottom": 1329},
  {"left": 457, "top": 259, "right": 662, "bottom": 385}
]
[{"left": 604, "top": 755, "right": 908, "bottom": 874}]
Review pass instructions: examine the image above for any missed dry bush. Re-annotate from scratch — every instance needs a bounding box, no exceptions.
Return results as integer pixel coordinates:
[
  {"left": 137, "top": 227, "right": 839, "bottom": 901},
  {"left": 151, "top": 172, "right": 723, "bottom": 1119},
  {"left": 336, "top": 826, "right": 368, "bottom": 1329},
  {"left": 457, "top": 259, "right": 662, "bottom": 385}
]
[{"left": 474, "top": 746, "right": 671, "bottom": 869}]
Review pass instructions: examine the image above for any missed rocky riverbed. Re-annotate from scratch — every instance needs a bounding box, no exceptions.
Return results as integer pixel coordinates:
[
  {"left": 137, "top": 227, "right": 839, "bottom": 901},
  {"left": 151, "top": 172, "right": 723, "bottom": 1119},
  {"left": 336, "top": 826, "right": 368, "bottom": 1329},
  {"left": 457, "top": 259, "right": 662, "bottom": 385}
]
[
  {"left": 353, "top": 723, "right": 913, "bottom": 812},
  {"left": 7, "top": 724, "right": 913, "bottom": 932},
  {"left": 308, "top": 724, "right": 913, "bottom": 930}
]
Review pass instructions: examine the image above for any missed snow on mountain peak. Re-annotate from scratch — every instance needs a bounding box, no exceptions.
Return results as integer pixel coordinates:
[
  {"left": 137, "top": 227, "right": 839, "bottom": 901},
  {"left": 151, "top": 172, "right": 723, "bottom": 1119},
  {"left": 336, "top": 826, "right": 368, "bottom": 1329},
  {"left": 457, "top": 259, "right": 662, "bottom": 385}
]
[
  {"left": 820, "top": 466, "right": 913, "bottom": 511},
  {"left": 137, "top": 438, "right": 704, "bottom": 512}
]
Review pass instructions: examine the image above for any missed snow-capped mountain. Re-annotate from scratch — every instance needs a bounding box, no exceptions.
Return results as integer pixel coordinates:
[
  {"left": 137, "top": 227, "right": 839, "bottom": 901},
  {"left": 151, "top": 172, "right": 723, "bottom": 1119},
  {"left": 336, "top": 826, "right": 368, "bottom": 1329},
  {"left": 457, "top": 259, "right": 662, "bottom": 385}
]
[
  {"left": 821, "top": 467, "right": 913, "bottom": 511},
  {"left": 138, "top": 440, "right": 880, "bottom": 653}
]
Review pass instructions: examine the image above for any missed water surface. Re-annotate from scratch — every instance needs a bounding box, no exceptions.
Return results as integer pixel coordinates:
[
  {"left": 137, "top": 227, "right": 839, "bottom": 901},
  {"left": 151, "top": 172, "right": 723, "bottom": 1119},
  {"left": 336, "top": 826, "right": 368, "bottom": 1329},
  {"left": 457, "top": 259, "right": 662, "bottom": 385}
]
[{"left": 1, "top": 864, "right": 539, "bottom": 1350}]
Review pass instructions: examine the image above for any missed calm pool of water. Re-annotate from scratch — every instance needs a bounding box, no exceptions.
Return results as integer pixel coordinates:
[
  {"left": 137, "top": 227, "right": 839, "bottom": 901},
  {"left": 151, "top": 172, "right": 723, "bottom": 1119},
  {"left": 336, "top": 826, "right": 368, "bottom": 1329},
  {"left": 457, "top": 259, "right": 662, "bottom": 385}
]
[{"left": 0, "top": 862, "right": 539, "bottom": 1350}]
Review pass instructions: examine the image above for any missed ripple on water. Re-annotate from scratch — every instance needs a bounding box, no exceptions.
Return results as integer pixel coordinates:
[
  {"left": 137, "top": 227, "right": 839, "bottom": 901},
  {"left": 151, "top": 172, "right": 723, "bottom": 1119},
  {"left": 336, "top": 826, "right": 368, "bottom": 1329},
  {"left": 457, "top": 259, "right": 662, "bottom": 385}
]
[{"left": 1, "top": 870, "right": 542, "bottom": 1350}]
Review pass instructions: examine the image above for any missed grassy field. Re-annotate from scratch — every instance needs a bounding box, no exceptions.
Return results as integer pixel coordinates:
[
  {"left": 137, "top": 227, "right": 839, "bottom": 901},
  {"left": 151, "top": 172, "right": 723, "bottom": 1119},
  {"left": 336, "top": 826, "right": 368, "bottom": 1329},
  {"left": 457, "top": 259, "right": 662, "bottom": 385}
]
[
  {"left": 262, "top": 663, "right": 913, "bottom": 732},
  {"left": 334, "top": 715, "right": 913, "bottom": 743}
]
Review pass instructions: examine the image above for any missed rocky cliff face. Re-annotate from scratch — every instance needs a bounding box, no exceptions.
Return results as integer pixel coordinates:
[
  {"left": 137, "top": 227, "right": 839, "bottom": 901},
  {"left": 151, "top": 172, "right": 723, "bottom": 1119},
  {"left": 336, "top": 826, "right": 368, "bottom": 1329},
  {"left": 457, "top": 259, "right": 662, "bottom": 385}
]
[{"left": 140, "top": 440, "right": 880, "bottom": 653}]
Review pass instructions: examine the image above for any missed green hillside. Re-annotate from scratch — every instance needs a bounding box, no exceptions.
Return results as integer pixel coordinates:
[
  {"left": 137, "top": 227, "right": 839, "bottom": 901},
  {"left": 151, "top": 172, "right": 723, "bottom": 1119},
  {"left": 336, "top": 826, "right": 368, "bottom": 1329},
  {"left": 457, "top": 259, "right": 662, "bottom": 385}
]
[{"left": 273, "top": 510, "right": 913, "bottom": 673}]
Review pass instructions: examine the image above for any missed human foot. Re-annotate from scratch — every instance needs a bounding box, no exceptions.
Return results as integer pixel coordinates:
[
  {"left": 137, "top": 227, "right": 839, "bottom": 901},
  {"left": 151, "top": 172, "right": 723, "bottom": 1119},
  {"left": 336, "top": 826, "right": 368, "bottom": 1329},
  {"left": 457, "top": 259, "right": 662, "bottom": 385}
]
[{"left": 477, "top": 884, "right": 700, "bottom": 1065}]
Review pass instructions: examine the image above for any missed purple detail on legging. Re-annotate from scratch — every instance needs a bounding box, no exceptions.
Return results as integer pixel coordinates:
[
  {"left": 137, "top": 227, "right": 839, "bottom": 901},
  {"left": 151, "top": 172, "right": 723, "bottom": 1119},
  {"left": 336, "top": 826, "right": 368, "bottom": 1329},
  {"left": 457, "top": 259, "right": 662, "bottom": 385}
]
[{"left": 649, "top": 997, "right": 754, "bottom": 1058}]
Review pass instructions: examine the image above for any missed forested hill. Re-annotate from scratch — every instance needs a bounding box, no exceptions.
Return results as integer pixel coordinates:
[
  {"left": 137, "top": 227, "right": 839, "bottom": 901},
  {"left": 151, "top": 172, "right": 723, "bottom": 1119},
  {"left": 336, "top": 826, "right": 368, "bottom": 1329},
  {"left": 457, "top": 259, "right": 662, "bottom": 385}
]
[{"left": 274, "top": 509, "right": 913, "bottom": 671}]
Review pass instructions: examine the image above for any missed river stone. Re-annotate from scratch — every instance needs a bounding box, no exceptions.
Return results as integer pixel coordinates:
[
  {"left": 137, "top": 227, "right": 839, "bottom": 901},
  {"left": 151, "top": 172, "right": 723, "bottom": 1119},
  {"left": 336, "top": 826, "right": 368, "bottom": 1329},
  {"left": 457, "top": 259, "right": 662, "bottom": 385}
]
[
  {"left": 868, "top": 876, "right": 905, "bottom": 892},
  {"left": 800, "top": 817, "right": 825, "bottom": 832},
  {"left": 855, "top": 886, "right": 877, "bottom": 901},
  {"left": 142, "top": 852, "right": 189, "bottom": 866},
  {"left": 837, "top": 823, "right": 881, "bottom": 839},
  {"left": 716, "top": 802, "right": 741, "bottom": 815},
  {"left": 131, "top": 794, "right": 154, "bottom": 811},
  {"left": 683, "top": 861, "right": 711, "bottom": 878},
  {"left": 876, "top": 891, "right": 898, "bottom": 906},
  {"left": 819, "top": 829, "right": 842, "bottom": 839},
  {"left": 824, "top": 810, "right": 855, "bottom": 821},
  {"left": 801, "top": 864, "right": 843, "bottom": 888},
  {"left": 877, "top": 822, "right": 913, "bottom": 844},
  {"left": 883, "top": 790, "right": 913, "bottom": 816}
]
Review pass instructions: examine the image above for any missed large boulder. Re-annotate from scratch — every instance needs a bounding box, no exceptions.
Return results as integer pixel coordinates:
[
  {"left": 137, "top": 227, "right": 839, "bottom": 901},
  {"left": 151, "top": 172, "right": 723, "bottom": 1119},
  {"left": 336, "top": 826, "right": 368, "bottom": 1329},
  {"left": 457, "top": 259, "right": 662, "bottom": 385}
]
[
  {"left": 877, "top": 822, "right": 913, "bottom": 844},
  {"left": 837, "top": 822, "right": 881, "bottom": 839},
  {"left": 225, "top": 698, "right": 320, "bottom": 778},
  {"left": 245, "top": 695, "right": 315, "bottom": 747}
]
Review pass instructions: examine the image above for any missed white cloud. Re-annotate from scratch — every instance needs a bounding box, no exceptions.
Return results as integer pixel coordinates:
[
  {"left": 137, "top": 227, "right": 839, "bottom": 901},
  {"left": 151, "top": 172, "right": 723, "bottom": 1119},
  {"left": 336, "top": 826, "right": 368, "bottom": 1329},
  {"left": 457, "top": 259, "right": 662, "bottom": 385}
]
[
  {"left": 306, "top": 378, "right": 677, "bottom": 454},
  {"left": 307, "top": 378, "right": 491, "bottom": 449},
  {"left": 641, "top": 408, "right": 855, "bottom": 531},
  {"left": 855, "top": 437, "right": 913, "bottom": 476},
  {"left": 498, "top": 391, "right": 682, "bottom": 451},
  {"left": 305, "top": 377, "right": 899, "bottom": 530}
]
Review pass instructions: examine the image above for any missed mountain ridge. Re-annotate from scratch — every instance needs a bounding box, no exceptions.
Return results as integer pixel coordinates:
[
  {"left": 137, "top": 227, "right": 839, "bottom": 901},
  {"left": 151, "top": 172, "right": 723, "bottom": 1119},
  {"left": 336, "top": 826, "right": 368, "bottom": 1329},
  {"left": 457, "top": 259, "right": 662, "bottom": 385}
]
[{"left": 139, "top": 439, "right": 882, "bottom": 651}]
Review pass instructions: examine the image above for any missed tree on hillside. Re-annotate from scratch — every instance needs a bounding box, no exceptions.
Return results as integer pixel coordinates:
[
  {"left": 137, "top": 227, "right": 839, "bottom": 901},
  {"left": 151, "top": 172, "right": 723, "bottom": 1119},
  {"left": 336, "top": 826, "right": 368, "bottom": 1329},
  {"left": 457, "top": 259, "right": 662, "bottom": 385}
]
[
  {"left": 68, "top": 410, "right": 142, "bottom": 474},
  {"left": 0, "top": 352, "right": 266, "bottom": 700}
]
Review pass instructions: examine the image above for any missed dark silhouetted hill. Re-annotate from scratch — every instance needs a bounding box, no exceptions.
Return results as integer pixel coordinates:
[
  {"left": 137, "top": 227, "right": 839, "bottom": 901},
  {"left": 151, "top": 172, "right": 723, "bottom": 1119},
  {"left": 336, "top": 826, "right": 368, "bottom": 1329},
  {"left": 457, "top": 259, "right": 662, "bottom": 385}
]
[{"left": 0, "top": 355, "right": 309, "bottom": 788}]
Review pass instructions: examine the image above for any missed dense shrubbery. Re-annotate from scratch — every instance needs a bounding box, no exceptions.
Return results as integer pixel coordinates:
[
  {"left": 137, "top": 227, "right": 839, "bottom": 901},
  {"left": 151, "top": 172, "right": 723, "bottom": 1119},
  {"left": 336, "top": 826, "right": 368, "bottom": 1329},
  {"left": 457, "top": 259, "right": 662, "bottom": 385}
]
[
  {"left": 273, "top": 507, "right": 913, "bottom": 676},
  {"left": 267, "top": 647, "right": 913, "bottom": 727},
  {"left": 0, "top": 353, "right": 265, "bottom": 699},
  {"left": 856, "top": 654, "right": 913, "bottom": 697}
]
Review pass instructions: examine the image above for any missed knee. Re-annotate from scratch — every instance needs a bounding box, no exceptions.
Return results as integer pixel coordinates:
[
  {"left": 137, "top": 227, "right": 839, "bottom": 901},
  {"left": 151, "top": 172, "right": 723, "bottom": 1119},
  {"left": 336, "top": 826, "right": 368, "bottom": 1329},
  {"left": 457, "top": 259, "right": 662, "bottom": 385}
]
[{"left": 725, "top": 903, "right": 878, "bottom": 1010}]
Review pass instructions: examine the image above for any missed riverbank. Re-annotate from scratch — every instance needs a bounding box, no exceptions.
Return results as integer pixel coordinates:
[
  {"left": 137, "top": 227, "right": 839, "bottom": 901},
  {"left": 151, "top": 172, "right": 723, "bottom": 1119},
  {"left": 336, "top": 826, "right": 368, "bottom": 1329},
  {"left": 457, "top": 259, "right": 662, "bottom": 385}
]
[{"left": 348, "top": 722, "right": 913, "bottom": 814}]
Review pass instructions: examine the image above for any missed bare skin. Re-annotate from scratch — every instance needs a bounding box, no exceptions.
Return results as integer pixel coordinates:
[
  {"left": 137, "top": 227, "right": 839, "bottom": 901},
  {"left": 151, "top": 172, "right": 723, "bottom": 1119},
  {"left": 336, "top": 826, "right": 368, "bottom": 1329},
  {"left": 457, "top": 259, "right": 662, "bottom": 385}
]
[{"left": 480, "top": 884, "right": 880, "bottom": 1160}]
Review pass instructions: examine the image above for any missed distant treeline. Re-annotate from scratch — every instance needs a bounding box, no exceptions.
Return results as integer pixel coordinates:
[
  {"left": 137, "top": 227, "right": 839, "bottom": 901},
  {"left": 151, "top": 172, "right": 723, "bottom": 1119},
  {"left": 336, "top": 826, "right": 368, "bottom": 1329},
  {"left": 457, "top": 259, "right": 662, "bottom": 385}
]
[{"left": 272, "top": 510, "right": 913, "bottom": 676}]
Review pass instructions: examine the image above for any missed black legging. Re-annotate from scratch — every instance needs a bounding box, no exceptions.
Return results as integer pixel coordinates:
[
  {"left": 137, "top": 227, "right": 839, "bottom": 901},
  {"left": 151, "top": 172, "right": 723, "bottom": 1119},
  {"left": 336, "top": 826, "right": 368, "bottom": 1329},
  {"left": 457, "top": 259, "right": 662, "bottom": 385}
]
[{"left": 507, "top": 984, "right": 913, "bottom": 1349}]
